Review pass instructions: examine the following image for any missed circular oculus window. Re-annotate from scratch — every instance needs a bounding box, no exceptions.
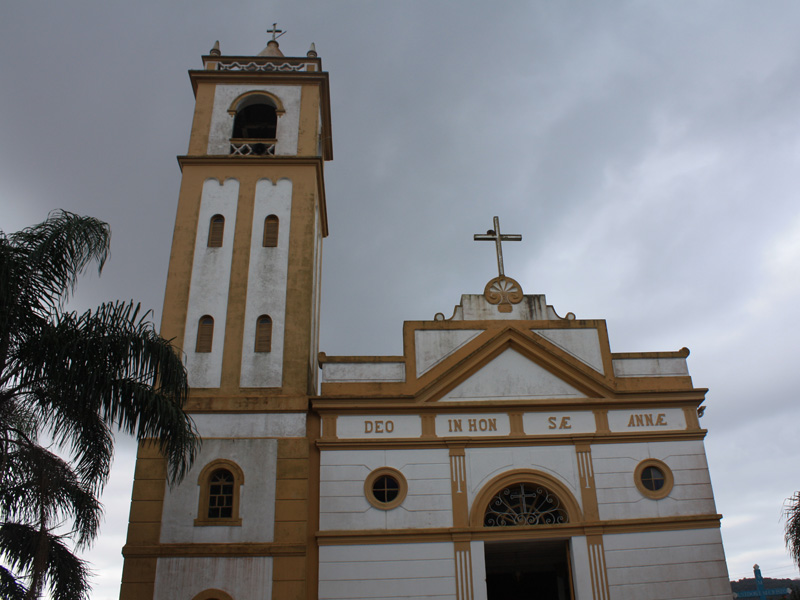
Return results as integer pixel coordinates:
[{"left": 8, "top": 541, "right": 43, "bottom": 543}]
[
  {"left": 364, "top": 467, "right": 408, "bottom": 510},
  {"left": 634, "top": 459, "right": 674, "bottom": 500}
]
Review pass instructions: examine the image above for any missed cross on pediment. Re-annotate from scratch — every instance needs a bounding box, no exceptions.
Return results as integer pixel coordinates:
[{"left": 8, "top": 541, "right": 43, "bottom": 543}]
[{"left": 474, "top": 216, "right": 522, "bottom": 277}]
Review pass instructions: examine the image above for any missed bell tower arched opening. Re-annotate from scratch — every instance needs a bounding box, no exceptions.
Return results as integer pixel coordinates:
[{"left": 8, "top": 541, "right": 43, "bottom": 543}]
[{"left": 231, "top": 94, "right": 279, "bottom": 140}]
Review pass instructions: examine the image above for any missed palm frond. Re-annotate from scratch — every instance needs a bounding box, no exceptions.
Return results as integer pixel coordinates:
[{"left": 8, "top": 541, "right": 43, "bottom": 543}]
[
  {"left": 8, "top": 300, "right": 198, "bottom": 486},
  {"left": 0, "top": 438, "right": 101, "bottom": 548},
  {"left": 7, "top": 210, "right": 109, "bottom": 311},
  {"left": 0, "top": 565, "right": 27, "bottom": 600},
  {"left": 785, "top": 491, "right": 800, "bottom": 567},
  {"left": 0, "top": 522, "right": 91, "bottom": 600}
]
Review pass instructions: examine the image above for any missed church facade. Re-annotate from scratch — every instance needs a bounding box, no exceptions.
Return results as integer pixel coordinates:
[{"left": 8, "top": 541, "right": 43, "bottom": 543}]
[{"left": 119, "top": 36, "right": 731, "bottom": 600}]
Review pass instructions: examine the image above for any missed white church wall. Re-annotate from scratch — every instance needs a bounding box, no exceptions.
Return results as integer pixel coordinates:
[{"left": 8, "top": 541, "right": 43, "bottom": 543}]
[
  {"left": 318, "top": 542, "right": 457, "bottom": 600},
  {"left": 440, "top": 348, "right": 586, "bottom": 401},
  {"left": 154, "top": 556, "right": 272, "bottom": 600},
  {"left": 191, "top": 412, "right": 306, "bottom": 438},
  {"left": 319, "top": 449, "right": 452, "bottom": 530},
  {"left": 612, "top": 357, "right": 689, "bottom": 377},
  {"left": 465, "top": 446, "right": 582, "bottom": 514},
  {"left": 567, "top": 536, "right": 596, "bottom": 600},
  {"left": 322, "top": 362, "right": 406, "bottom": 382},
  {"left": 160, "top": 438, "right": 277, "bottom": 544},
  {"left": 240, "top": 178, "right": 292, "bottom": 387},
  {"left": 603, "top": 528, "right": 730, "bottom": 599},
  {"left": 207, "top": 84, "right": 301, "bottom": 155},
  {"left": 592, "top": 441, "right": 717, "bottom": 521},
  {"left": 185, "top": 178, "right": 239, "bottom": 388},
  {"left": 470, "top": 541, "right": 489, "bottom": 600}
]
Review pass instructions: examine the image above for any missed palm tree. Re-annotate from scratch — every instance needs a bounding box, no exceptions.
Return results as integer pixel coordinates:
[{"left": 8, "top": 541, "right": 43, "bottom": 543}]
[
  {"left": 786, "top": 492, "right": 800, "bottom": 571},
  {"left": 0, "top": 211, "right": 199, "bottom": 599}
]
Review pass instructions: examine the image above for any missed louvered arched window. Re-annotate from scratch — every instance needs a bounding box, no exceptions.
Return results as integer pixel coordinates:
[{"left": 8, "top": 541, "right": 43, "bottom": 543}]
[
  {"left": 196, "top": 316, "right": 214, "bottom": 353},
  {"left": 208, "top": 215, "right": 225, "bottom": 247},
  {"left": 263, "top": 215, "right": 279, "bottom": 247},
  {"left": 255, "top": 315, "right": 272, "bottom": 352}
]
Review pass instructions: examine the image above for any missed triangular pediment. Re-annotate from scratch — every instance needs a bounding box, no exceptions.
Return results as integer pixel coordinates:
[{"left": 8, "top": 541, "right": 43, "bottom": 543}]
[{"left": 438, "top": 347, "right": 587, "bottom": 402}]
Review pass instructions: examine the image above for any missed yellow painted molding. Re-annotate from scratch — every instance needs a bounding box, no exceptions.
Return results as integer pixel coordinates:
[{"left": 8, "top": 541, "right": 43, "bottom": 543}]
[
  {"left": 314, "top": 514, "right": 723, "bottom": 546},
  {"left": 122, "top": 543, "right": 306, "bottom": 558}
]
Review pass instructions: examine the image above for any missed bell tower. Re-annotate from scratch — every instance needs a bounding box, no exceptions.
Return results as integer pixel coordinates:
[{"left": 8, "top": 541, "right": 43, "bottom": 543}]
[{"left": 120, "top": 30, "right": 332, "bottom": 600}]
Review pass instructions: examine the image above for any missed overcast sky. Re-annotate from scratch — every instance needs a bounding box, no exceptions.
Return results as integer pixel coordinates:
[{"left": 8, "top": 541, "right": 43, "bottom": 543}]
[{"left": 2, "top": 1, "right": 800, "bottom": 597}]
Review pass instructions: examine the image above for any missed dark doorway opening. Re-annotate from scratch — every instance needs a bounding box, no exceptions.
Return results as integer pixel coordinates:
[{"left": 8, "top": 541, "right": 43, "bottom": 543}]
[{"left": 484, "top": 539, "right": 573, "bottom": 600}]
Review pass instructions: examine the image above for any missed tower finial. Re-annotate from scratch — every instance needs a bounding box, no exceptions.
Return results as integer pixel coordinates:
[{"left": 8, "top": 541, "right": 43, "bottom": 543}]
[
  {"left": 267, "top": 23, "right": 285, "bottom": 42},
  {"left": 307, "top": 42, "right": 318, "bottom": 58},
  {"left": 259, "top": 23, "right": 286, "bottom": 57},
  {"left": 209, "top": 40, "right": 221, "bottom": 56}
]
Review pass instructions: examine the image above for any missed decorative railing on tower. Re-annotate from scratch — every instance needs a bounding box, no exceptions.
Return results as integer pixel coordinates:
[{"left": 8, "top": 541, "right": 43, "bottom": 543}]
[
  {"left": 229, "top": 141, "right": 276, "bottom": 156},
  {"left": 217, "top": 59, "right": 311, "bottom": 72}
]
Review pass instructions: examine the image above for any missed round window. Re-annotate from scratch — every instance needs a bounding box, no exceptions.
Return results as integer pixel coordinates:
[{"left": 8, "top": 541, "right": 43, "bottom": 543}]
[
  {"left": 364, "top": 468, "right": 407, "bottom": 510},
  {"left": 634, "top": 459, "right": 674, "bottom": 499}
]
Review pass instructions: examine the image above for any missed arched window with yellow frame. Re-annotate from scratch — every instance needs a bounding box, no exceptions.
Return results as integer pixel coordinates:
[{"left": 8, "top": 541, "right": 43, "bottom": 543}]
[
  {"left": 195, "top": 459, "right": 245, "bottom": 527},
  {"left": 263, "top": 215, "right": 279, "bottom": 247},
  {"left": 195, "top": 316, "right": 214, "bottom": 353},
  {"left": 208, "top": 214, "right": 225, "bottom": 247},
  {"left": 254, "top": 315, "right": 272, "bottom": 353}
]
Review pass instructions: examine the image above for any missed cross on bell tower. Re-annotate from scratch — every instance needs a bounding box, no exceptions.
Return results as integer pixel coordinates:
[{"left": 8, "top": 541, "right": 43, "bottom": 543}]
[{"left": 266, "top": 23, "right": 285, "bottom": 41}]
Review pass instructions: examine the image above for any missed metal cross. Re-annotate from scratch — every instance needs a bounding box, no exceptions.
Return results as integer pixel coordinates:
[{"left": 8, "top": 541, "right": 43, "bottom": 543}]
[
  {"left": 267, "top": 23, "right": 285, "bottom": 41},
  {"left": 474, "top": 216, "right": 522, "bottom": 277}
]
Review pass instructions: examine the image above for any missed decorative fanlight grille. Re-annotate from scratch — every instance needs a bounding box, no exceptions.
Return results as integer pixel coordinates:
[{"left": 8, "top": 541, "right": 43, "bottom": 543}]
[{"left": 484, "top": 482, "right": 568, "bottom": 527}]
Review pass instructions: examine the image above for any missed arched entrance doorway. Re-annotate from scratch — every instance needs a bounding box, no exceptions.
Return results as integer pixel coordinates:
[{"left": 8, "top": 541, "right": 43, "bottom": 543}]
[{"left": 474, "top": 473, "right": 579, "bottom": 600}]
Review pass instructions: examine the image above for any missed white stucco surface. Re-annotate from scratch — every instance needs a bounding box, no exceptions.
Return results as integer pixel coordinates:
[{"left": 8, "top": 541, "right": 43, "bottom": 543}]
[
  {"left": 191, "top": 412, "right": 306, "bottom": 438},
  {"left": 567, "top": 536, "right": 595, "bottom": 600},
  {"left": 612, "top": 357, "right": 689, "bottom": 377},
  {"left": 240, "top": 178, "right": 292, "bottom": 388},
  {"left": 414, "top": 329, "right": 484, "bottom": 376},
  {"left": 532, "top": 328, "right": 604, "bottom": 373},
  {"left": 523, "top": 410, "right": 596, "bottom": 435},
  {"left": 322, "top": 362, "right": 405, "bottom": 382},
  {"left": 319, "top": 449, "right": 452, "bottom": 530},
  {"left": 185, "top": 178, "right": 239, "bottom": 388},
  {"left": 336, "top": 415, "right": 421, "bottom": 439},
  {"left": 603, "top": 528, "right": 730, "bottom": 599},
  {"left": 207, "top": 84, "right": 301, "bottom": 155},
  {"left": 160, "top": 438, "right": 277, "bottom": 544},
  {"left": 440, "top": 348, "right": 586, "bottom": 401},
  {"left": 465, "top": 446, "right": 582, "bottom": 515},
  {"left": 318, "top": 542, "right": 457, "bottom": 600},
  {"left": 592, "top": 441, "right": 717, "bottom": 520},
  {"left": 470, "top": 541, "right": 489, "bottom": 600},
  {"left": 154, "top": 556, "right": 272, "bottom": 600}
]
